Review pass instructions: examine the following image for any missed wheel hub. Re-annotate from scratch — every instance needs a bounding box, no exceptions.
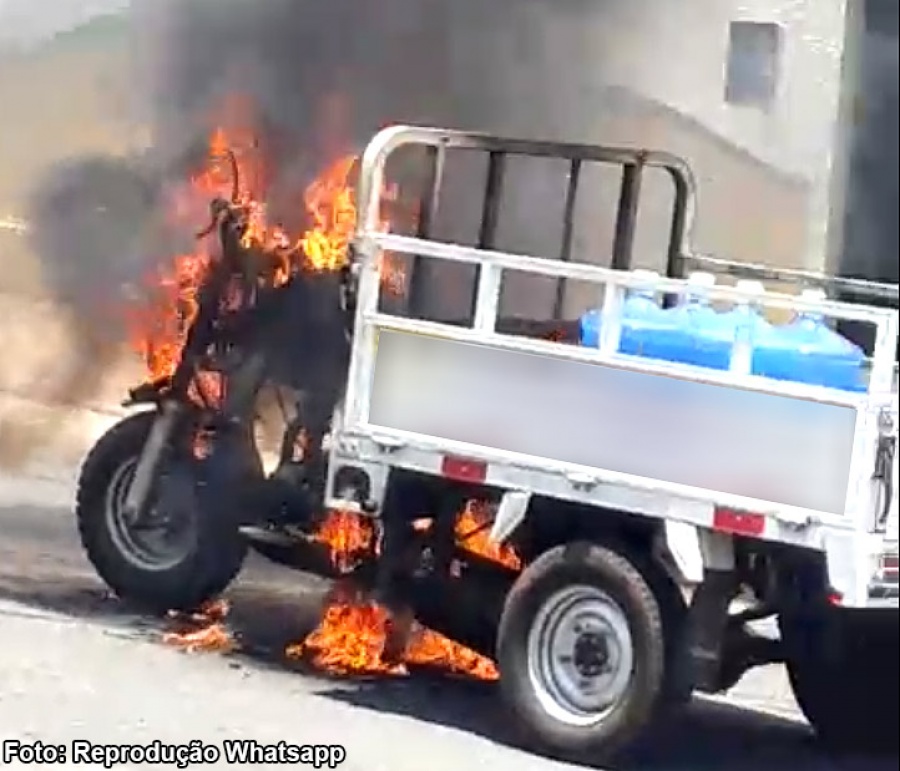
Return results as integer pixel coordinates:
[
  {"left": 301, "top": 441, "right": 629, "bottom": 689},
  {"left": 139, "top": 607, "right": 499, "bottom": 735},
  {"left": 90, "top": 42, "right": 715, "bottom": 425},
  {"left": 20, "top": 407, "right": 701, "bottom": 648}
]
[
  {"left": 105, "top": 458, "right": 199, "bottom": 572},
  {"left": 527, "top": 584, "right": 634, "bottom": 727},
  {"left": 573, "top": 630, "right": 610, "bottom": 677}
]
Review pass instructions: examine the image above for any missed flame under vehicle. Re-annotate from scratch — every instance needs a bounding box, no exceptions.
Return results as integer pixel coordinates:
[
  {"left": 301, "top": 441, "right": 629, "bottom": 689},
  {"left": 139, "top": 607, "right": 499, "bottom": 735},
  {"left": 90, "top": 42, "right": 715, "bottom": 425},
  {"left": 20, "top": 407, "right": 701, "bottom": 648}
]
[{"left": 75, "top": 126, "right": 899, "bottom": 762}]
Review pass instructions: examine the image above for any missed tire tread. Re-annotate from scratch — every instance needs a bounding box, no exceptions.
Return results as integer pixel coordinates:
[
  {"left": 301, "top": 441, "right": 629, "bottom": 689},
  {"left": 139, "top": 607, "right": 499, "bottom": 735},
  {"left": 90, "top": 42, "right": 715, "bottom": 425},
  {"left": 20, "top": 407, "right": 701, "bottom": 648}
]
[
  {"left": 496, "top": 541, "right": 667, "bottom": 763},
  {"left": 75, "top": 412, "right": 248, "bottom": 613}
]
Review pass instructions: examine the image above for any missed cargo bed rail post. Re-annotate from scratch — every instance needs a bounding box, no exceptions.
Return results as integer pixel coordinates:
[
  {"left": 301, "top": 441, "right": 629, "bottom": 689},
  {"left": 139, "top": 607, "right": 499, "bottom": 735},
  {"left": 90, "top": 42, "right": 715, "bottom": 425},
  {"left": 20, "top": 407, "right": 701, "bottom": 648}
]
[{"left": 357, "top": 125, "right": 698, "bottom": 324}]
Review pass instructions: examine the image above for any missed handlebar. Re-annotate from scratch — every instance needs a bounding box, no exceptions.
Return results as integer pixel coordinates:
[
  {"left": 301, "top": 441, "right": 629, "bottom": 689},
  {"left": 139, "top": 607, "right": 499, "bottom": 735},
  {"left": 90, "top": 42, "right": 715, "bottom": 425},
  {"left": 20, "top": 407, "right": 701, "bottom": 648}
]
[{"left": 165, "top": 198, "right": 253, "bottom": 395}]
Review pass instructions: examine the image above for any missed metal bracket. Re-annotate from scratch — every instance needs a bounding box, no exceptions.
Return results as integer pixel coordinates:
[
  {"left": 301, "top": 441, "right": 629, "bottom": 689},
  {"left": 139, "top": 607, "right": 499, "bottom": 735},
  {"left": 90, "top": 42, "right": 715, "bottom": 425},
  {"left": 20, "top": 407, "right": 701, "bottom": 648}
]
[
  {"left": 371, "top": 435, "right": 407, "bottom": 453},
  {"left": 699, "top": 529, "right": 735, "bottom": 571},
  {"left": 489, "top": 491, "right": 531, "bottom": 545},
  {"left": 774, "top": 509, "right": 815, "bottom": 529},
  {"left": 878, "top": 405, "right": 897, "bottom": 437},
  {"left": 564, "top": 472, "right": 599, "bottom": 491}
]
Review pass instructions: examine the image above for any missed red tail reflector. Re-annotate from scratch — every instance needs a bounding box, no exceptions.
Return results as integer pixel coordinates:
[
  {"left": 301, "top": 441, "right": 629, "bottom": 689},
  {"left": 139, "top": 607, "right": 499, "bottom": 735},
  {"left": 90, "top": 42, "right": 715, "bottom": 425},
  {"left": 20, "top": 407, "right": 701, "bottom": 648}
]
[
  {"left": 713, "top": 507, "right": 765, "bottom": 536},
  {"left": 441, "top": 455, "right": 487, "bottom": 484}
]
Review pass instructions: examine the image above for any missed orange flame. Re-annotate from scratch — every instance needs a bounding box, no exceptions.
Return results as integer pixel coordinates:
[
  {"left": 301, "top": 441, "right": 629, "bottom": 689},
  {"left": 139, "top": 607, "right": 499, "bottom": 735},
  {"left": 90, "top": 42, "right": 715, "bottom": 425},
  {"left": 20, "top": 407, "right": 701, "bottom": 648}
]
[
  {"left": 295, "top": 505, "right": 522, "bottom": 680},
  {"left": 162, "top": 599, "right": 237, "bottom": 654},
  {"left": 311, "top": 509, "right": 376, "bottom": 574},
  {"left": 146, "top": 103, "right": 512, "bottom": 683},
  {"left": 300, "top": 155, "right": 358, "bottom": 273},
  {"left": 160, "top": 506, "right": 521, "bottom": 680},
  {"left": 454, "top": 500, "right": 522, "bottom": 571},
  {"left": 290, "top": 581, "right": 500, "bottom": 681},
  {"left": 128, "top": 122, "right": 405, "bottom": 384}
]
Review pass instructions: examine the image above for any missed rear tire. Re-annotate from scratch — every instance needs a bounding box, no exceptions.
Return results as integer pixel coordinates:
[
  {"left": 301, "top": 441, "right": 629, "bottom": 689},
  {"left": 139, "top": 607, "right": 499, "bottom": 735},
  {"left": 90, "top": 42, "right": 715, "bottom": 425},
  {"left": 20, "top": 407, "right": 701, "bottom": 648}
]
[
  {"left": 76, "top": 411, "right": 255, "bottom": 613},
  {"left": 496, "top": 541, "right": 667, "bottom": 763},
  {"left": 780, "top": 607, "right": 899, "bottom": 754}
]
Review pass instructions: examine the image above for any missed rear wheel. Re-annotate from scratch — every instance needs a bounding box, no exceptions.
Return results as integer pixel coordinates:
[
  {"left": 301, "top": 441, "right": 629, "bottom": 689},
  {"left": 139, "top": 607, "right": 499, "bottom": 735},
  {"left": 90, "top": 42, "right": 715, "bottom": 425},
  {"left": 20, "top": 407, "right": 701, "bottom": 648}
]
[
  {"left": 76, "top": 411, "right": 257, "bottom": 613},
  {"left": 496, "top": 541, "right": 667, "bottom": 763},
  {"left": 780, "top": 607, "right": 899, "bottom": 754}
]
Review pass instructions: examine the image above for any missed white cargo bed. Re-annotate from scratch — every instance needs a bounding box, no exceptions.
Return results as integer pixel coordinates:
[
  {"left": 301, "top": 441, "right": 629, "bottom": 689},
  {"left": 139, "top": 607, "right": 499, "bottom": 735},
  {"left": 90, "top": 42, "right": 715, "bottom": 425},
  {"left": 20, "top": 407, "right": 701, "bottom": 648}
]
[{"left": 328, "top": 126, "right": 900, "bottom": 609}]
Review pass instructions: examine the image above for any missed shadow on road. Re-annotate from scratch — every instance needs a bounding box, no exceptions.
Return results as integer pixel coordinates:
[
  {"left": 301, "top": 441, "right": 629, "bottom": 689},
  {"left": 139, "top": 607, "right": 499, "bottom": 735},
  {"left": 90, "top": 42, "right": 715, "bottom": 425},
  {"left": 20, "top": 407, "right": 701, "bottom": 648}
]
[
  {"left": 313, "top": 678, "right": 892, "bottom": 771},
  {"left": 1, "top": 502, "right": 896, "bottom": 771},
  {"left": 0, "top": 504, "right": 328, "bottom": 653}
]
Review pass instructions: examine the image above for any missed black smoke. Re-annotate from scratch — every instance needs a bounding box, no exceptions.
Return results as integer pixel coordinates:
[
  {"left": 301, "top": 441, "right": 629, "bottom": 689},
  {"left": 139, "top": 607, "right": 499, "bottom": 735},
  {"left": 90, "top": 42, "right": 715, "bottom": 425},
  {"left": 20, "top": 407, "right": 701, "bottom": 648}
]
[
  {"left": 113, "top": 0, "right": 642, "bottom": 470},
  {"left": 28, "top": 155, "right": 161, "bottom": 320},
  {"left": 11, "top": 0, "right": 639, "bottom": 470},
  {"left": 126, "top": 0, "right": 646, "bottom": 323},
  {"left": 26, "top": 0, "right": 636, "bottom": 365},
  {"left": 131, "top": 0, "right": 633, "bottom": 166}
]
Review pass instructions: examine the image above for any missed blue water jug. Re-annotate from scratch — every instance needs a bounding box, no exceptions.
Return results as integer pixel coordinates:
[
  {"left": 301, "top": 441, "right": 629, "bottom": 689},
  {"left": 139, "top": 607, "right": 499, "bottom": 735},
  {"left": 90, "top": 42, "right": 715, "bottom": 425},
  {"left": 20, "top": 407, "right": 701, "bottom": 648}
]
[
  {"left": 753, "top": 288, "right": 866, "bottom": 391},
  {"left": 687, "top": 307, "right": 739, "bottom": 370},
  {"left": 620, "top": 270, "right": 671, "bottom": 357},
  {"left": 579, "top": 269, "right": 657, "bottom": 350},
  {"left": 714, "top": 280, "right": 773, "bottom": 372},
  {"left": 579, "top": 308, "right": 602, "bottom": 347},
  {"left": 672, "top": 279, "right": 771, "bottom": 371},
  {"left": 654, "top": 271, "right": 720, "bottom": 366},
  {"left": 579, "top": 270, "right": 675, "bottom": 358}
]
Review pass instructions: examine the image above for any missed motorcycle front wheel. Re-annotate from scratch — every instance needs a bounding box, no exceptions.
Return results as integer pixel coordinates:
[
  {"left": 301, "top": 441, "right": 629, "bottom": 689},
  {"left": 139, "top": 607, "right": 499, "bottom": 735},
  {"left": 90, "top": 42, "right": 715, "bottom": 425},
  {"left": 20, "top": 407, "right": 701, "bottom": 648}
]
[{"left": 76, "top": 411, "right": 259, "bottom": 613}]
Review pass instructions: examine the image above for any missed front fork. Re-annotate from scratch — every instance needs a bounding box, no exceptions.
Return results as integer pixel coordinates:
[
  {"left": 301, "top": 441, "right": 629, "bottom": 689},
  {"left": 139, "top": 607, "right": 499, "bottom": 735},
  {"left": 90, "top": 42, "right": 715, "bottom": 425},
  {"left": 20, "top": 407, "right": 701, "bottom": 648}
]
[
  {"left": 122, "top": 400, "right": 188, "bottom": 521},
  {"left": 123, "top": 349, "right": 271, "bottom": 523}
]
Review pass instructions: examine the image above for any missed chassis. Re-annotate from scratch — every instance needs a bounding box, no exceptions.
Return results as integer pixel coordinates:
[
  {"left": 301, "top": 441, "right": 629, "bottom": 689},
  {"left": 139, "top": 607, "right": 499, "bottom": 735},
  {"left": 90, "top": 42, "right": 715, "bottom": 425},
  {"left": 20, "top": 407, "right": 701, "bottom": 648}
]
[{"left": 76, "top": 127, "right": 899, "bottom": 763}]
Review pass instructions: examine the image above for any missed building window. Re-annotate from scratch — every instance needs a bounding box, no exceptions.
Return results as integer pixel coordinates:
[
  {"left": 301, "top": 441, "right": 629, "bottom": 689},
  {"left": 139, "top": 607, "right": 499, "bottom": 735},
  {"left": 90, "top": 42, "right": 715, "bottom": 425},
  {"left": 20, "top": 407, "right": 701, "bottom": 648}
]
[{"left": 724, "top": 21, "right": 782, "bottom": 108}]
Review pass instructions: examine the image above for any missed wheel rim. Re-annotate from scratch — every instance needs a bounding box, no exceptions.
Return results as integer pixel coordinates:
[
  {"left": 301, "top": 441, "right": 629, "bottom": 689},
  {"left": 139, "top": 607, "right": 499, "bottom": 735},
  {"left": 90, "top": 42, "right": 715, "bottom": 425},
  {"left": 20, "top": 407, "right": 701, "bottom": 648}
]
[
  {"left": 527, "top": 584, "right": 634, "bottom": 727},
  {"left": 104, "top": 458, "right": 198, "bottom": 572}
]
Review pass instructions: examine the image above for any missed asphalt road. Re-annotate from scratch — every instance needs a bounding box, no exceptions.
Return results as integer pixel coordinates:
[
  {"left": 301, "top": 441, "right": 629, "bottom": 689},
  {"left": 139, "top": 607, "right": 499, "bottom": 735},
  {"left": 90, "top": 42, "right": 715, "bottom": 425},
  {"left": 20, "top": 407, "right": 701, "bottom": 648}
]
[{"left": 0, "top": 471, "right": 893, "bottom": 771}]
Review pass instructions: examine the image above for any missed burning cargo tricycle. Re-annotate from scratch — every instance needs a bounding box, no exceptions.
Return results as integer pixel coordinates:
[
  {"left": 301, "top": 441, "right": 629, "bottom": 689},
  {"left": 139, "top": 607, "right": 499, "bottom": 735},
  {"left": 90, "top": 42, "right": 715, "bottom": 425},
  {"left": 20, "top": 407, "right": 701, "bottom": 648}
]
[{"left": 76, "top": 126, "right": 899, "bottom": 762}]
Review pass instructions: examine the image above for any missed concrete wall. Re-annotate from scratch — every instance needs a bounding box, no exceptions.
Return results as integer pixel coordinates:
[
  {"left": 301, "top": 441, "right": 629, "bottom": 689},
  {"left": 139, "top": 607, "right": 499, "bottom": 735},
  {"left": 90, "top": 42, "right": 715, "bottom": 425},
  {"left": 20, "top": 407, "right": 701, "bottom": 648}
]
[{"left": 574, "top": 0, "right": 850, "bottom": 271}]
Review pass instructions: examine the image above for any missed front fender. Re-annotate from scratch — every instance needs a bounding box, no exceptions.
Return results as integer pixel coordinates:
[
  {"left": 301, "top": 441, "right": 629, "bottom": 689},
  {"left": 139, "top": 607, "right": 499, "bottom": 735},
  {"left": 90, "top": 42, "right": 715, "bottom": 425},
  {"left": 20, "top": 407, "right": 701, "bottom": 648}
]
[{"left": 124, "top": 377, "right": 173, "bottom": 406}]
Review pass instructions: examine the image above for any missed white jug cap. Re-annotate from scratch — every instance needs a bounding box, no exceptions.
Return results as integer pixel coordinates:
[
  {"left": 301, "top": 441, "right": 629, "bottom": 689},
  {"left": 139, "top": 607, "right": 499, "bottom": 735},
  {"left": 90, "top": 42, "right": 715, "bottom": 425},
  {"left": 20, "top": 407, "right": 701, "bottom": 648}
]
[
  {"left": 687, "top": 271, "right": 716, "bottom": 287},
  {"left": 800, "top": 287, "right": 827, "bottom": 301},
  {"left": 736, "top": 279, "right": 765, "bottom": 294}
]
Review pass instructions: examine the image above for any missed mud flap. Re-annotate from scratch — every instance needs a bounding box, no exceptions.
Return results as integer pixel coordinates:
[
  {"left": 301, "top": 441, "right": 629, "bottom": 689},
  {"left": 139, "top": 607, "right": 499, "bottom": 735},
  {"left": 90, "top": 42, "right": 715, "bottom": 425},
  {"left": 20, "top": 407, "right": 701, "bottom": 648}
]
[
  {"left": 662, "top": 520, "right": 705, "bottom": 584},
  {"left": 489, "top": 490, "right": 530, "bottom": 546}
]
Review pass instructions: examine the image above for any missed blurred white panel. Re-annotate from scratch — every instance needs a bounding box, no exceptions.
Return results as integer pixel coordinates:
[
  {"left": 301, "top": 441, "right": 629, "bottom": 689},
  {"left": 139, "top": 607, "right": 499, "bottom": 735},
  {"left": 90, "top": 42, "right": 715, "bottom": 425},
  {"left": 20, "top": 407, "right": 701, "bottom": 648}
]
[{"left": 369, "top": 330, "right": 857, "bottom": 514}]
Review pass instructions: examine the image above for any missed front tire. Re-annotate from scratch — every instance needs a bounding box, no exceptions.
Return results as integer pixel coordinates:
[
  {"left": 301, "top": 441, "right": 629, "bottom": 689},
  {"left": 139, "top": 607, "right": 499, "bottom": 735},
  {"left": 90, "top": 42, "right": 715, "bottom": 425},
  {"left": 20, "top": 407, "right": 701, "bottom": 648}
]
[
  {"left": 780, "top": 607, "right": 899, "bottom": 754},
  {"left": 76, "top": 411, "right": 252, "bottom": 613},
  {"left": 496, "top": 541, "right": 667, "bottom": 763}
]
